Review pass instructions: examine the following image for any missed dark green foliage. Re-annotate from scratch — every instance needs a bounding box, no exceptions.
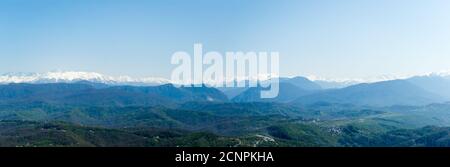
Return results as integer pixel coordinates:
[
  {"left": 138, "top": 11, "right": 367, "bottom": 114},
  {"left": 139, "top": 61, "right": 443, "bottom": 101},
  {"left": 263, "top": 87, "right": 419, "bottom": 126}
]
[
  {"left": 0, "top": 83, "right": 450, "bottom": 147},
  {"left": 267, "top": 123, "right": 337, "bottom": 146}
]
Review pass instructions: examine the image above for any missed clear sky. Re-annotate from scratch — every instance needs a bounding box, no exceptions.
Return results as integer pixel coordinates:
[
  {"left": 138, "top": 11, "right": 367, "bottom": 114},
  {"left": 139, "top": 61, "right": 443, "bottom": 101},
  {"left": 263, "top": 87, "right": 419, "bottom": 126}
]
[{"left": 1, "top": 0, "right": 450, "bottom": 79}]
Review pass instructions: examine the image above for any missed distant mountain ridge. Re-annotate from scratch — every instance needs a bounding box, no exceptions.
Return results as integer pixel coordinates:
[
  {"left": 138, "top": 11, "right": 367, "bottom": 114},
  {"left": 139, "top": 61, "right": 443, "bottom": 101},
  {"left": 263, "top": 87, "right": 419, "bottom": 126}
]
[
  {"left": 3, "top": 71, "right": 450, "bottom": 107},
  {"left": 292, "top": 79, "right": 447, "bottom": 107},
  {"left": 232, "top": 74, "right": 450, "bottom": 107},
  {"left": 279, "top": 77, "right": 322, "bottom": 90},
  {"left": 0, "top": 83, "right": 228, "bottom": 107},
  {"left": 406, "top": 76, "right": 450, "bottom": 99},
  {"left": 232, "top": 77, "right": 321, "bottom": 102}
]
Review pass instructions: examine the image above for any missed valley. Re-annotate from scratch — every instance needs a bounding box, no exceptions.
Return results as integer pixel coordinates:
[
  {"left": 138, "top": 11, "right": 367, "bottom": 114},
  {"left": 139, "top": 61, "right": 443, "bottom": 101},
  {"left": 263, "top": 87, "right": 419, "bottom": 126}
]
[{"left": 0, "top": 74, "right": 450, "bottom": 147}]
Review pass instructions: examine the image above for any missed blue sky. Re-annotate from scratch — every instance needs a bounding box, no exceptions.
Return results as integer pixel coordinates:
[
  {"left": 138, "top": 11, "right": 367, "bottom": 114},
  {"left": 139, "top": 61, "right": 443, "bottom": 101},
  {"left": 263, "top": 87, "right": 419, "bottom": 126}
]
[{"left": 1, "top": 0, "right": 450, "bottom": 79}]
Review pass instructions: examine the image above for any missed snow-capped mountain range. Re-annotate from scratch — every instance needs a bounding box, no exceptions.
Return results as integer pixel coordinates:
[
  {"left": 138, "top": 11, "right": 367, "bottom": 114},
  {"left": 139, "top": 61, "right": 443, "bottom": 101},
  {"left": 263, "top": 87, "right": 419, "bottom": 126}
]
[
  {"left": 0, "top": 71, "right": 170, "bottom": 86},
  {"left": 1, "top": 71, "right": 449, "bottom": 87}
]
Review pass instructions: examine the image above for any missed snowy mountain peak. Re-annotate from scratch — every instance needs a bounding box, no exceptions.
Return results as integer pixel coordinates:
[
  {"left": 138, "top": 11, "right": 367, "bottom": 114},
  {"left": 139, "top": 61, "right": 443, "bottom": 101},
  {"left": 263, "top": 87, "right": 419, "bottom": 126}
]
[{"left": 427, "top": 70, "right": 450, "bottom": 78}]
